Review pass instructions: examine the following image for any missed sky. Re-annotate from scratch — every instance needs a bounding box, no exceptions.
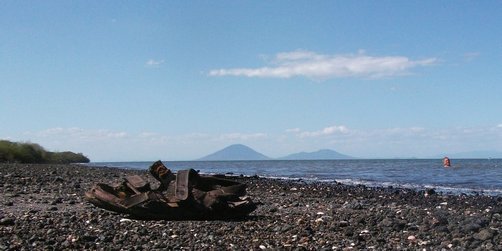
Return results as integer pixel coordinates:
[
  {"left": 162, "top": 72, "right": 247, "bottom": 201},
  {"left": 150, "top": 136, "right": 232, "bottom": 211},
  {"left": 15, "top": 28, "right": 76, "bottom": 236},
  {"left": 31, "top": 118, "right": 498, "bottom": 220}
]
[{"left": 2, "top": 1, "right": 502, "bottom": 161}]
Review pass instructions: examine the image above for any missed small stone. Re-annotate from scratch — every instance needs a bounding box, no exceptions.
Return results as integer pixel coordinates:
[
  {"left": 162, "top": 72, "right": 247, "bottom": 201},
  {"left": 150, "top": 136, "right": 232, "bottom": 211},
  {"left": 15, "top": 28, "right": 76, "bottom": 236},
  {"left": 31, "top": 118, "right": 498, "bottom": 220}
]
[
  {"left": 425, "top": 188, "right": 436, "bottom": 196},
  {"left": 464, "top": 223, "right": 481, "bottom": 232},
  {"left": 0, "top": 218, "right": 15, "bottom": 226},
  {"left": 360, "top": 230, "right": 370, "bottom": 234},
  {"left": 61, "top": 240, "right": 70, "bottom": 247},
  {"left": 82, "top": 235, "right": 97, "bottom": 241},
  {"left": 474, "top": 229, "right": 493, "bottom": 241},
  {"left": 54, "top": 176, "right": 64, "bottom": 182},
  {"left": 407, "top": 235, "right": 416, "bottom": 241}
]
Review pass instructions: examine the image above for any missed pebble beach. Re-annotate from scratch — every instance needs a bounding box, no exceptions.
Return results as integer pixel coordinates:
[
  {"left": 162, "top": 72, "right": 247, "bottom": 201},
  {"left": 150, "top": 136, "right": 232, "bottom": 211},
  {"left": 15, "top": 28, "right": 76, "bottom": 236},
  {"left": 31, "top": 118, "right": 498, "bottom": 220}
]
[{"left": 1, "top": 163, "right": 502, "bottom": 250}]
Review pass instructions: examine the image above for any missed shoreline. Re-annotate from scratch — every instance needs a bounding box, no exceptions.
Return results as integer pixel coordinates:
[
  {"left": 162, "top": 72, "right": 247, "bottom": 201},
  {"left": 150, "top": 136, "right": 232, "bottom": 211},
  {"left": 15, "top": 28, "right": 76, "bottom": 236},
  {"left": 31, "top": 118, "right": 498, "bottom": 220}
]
[
  {"left": 83, "top": 160, "right": 502, "bottom": 197},
  {"left": 1, "top": 163, "right": 502, "bottom": 250}
]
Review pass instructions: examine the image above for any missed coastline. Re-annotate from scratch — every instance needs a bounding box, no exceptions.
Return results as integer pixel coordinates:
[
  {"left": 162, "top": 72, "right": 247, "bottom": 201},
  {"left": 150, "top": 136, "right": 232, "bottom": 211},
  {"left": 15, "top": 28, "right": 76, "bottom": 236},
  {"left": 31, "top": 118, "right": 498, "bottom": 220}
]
[{"left": 1, "top": 164, "right": 502, "bottom": 250}]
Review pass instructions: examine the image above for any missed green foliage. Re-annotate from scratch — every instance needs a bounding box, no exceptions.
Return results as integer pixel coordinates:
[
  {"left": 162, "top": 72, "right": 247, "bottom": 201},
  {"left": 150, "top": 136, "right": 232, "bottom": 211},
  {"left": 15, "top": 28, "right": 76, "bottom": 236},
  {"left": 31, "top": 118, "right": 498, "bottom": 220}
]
[
  {"left": 47, "top": 151, "right": 90, "bottom": 164},
  {"left": 0, "top": 140, "right": 90, "bottom": 164}
]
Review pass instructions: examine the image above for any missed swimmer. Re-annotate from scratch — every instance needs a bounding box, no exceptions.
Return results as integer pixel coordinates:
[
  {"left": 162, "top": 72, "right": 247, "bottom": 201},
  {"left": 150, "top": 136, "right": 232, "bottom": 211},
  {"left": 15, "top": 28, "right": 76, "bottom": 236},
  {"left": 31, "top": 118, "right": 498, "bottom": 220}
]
[{"left": 443, "top": 157, "right": 451, "bottom": 167}]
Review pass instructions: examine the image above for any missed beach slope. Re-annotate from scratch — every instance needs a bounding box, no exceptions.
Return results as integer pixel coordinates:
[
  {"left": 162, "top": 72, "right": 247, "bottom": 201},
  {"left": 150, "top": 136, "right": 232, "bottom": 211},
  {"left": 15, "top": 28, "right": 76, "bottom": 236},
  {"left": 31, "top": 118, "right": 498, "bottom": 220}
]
[{"left": 1, "top": 164, "right": 501, "bottom": 250}]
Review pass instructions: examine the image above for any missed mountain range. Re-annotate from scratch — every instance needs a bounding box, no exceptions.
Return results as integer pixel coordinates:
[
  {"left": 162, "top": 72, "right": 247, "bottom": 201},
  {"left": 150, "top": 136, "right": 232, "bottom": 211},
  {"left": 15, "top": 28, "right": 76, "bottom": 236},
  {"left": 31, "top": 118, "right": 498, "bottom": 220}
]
[
  {"left": 279, "top": 149, "right": 354, "bottom": 160},
  {"left": 197, "top": 144, "right": 354, "bottom": 161}
]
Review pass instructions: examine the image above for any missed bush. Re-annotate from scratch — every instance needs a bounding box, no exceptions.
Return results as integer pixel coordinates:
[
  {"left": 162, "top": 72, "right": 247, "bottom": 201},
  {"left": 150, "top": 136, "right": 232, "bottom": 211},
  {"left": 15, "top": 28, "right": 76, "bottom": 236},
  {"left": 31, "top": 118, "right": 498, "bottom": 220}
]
[{"left": 0, "top": 140, "right": 90, "bottom": 164}]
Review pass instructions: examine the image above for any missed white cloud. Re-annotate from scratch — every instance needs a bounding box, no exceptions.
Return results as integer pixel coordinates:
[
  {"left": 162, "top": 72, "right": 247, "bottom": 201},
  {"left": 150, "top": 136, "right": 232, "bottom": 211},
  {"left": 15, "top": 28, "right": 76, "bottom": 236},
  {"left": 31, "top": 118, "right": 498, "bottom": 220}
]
[
  {"left": 146, "top": 59, "right": 165, "bottom": 67},
  {"left": 12, "top": 124, "right": 502, "bottom": 161},
  {"left": 285, "top": 128, "right": 301, "bottom": 133},
  {"left": 16, "top": 128, "right": 271, "bottom": 161},
  {"left": 463, "top": 52, "right": 480, "bottom": 62},
  {"left": 209, "top": 50, "right": 437, "bottom": 79},
  {"left": 28, "top": 127, "right": 128, "bottom": 140},
  {"left": 219, "top": 132, "right": 268, "bottom": 141},
  {"left": 291, "top": 125, "right": 350, "bottom": 138}
]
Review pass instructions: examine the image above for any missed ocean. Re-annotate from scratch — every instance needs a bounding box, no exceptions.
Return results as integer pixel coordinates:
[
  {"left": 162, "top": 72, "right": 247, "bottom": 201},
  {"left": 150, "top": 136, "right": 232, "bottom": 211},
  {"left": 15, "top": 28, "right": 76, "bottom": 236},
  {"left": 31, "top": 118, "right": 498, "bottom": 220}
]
[{"left": 85, "top": 159, "right": 502, "bottom": 196}]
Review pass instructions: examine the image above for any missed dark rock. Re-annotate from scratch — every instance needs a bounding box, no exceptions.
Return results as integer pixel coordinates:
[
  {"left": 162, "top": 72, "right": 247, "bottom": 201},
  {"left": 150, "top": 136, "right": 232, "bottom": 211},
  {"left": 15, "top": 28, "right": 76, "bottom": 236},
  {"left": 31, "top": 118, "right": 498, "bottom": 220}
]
[
  {"left": 53, "top": 176, "right": 64, "bottom": 182},
  {"left": 0, "top": 218, "right": 15, "bottom": 226},
  {"left": 50, "top": 198, "right": 63, "bottom": 205},
  {"left": 464, "top": 223, "right": 482, "bottom": 232},
  {"left": 425, "top": 188, "right": 436, "bottom": 196},
  {"left": 474, "top": 229, "right": 493, "bottom": 241},
  {"left": 82, "top": 235, "right": 98, "bottom": 242},
  {"left": 269, "top": 207, "right": 278, "bottom": 213}
]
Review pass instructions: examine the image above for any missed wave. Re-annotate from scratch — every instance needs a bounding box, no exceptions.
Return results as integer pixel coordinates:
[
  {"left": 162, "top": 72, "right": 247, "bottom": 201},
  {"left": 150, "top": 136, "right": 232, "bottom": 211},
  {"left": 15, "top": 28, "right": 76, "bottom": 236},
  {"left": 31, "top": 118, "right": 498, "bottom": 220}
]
[{"left": 85, "top": 159, "right": 502, "bottom": 196}]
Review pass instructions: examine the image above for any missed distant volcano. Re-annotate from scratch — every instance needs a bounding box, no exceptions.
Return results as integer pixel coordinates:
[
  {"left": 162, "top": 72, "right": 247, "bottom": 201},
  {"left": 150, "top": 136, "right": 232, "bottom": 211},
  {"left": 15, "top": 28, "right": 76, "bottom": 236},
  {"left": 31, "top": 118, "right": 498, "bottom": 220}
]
[
  {"left": 198, "top": 144, "right": 270, "bottom": 161},
  {"left": 198, "top": 144, "right": 354, "bottom": 161},
  {"left": 280, "top": 149, "right": 354, "bottom": 160}
]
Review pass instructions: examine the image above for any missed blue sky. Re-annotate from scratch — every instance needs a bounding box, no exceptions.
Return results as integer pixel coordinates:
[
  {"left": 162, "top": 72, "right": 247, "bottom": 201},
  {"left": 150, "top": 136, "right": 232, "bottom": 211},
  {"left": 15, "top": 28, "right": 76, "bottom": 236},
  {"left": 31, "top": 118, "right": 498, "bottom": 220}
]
[{"left": 2, "top": 1, "right": 502, "bottom": 161}]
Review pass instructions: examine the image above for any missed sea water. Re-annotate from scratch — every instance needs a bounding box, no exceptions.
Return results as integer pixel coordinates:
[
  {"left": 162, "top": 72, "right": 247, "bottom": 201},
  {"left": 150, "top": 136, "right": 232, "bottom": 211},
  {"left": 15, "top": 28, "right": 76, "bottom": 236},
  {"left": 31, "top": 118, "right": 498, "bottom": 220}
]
[{"left": 86, "top": 159, "right": 502, "bottom": 196}]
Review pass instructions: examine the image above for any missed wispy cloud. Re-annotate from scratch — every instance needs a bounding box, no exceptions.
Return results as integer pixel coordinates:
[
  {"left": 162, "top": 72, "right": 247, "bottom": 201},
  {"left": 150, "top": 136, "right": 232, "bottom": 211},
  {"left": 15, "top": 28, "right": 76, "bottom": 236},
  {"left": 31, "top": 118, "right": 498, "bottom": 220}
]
[
  {"left": 13, "top": 124, "right": 502, "bottom": 160},
  {"left": 463, "top": 52, "right": 480, "bottom": 62},
  {"left": 18, "top": 128, "right": 270, "bottom": 161},
  {"left": 219, "top": 132, "right": 268, "bottom": 141},
  {"left": 28, "top": 127, "right": 128, "bottom": 140},
  {"left": 289, "top": 125, "right": 350, "bottom": 138},
  {"left": 285, "top": 128, "right": 301, "bottom": 133},
  {"left": 209, "top": 50, "right": 437, "bottom": 79},
  {"left": 145, "top": 59, "right": 165, "bottom": 67}
]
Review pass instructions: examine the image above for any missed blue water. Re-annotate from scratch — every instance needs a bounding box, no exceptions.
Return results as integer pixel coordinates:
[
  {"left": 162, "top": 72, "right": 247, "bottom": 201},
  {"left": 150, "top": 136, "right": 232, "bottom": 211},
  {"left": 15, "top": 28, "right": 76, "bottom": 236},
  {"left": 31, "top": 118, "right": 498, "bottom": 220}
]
[{"left": 85, "top": 159, "right": 502, "bottom": 196}]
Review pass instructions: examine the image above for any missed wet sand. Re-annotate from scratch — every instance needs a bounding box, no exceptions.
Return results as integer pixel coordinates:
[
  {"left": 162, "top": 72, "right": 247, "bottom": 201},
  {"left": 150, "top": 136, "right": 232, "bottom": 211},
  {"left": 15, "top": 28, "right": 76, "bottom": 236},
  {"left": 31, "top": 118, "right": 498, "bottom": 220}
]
[{"left": 1, "top": 163, "right": 502, "bottom": 250}]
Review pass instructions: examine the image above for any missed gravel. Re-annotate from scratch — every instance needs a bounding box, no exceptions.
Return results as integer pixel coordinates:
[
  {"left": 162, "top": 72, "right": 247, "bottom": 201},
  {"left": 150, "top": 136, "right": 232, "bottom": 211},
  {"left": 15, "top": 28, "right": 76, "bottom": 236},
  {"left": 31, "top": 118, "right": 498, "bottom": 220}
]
[{"left": 1, "top": 163, "right": 502, "bottom": 250}]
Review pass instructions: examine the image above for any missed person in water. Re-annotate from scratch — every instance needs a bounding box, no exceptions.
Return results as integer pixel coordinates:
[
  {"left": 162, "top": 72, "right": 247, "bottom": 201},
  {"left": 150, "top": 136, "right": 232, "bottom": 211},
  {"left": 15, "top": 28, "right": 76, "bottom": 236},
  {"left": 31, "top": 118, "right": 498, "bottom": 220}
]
[{"left": 443, "top": 157, "right": 451, "bottom": 167}]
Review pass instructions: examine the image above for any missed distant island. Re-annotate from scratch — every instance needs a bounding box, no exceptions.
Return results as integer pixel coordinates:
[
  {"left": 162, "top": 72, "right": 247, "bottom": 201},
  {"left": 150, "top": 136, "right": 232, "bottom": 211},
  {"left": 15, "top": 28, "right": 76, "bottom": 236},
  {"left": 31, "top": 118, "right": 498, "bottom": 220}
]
[
  {"left": 0, "top": 140, "right": 90, "bottom": 164},
  {"left": 280, "top": 149, "right": 354, "bottom": 160},
  {"left": 198, "top": 144, "right": 354, "bottom": 161},
  {"left": 198, "top": 144, "right": 271, "bottom": 161}
]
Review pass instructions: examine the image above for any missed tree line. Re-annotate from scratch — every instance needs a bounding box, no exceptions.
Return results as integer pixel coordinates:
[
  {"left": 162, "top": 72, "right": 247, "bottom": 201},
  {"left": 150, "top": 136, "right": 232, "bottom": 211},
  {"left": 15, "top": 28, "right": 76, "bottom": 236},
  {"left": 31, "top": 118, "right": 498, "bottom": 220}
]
[{"left": 0, "top": 140, "right": 90, "bottom": 164}]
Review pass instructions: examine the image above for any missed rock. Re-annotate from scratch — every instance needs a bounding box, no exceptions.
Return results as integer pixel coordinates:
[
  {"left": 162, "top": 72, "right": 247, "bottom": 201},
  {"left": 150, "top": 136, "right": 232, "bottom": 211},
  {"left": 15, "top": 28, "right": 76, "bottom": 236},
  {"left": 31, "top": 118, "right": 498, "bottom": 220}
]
[
  {"left": 474, "top": 229, "right": 493, "bottom": 241},
  {"left": 425, "top": 188, "right": 436, "bottom": 196},
  {"left": 0, "top": 218, "right": 15, "bottom": 226},
  {"left": 269, "top": 207, "right": 278, "bottom": 213},
  {"left": 82, "top": 235, "right": 97, "bottom": 242},
  {"left": 464, "top": 223, "right": 482, "bottom": 232},
  {"left": 53, "top": 176, "right": 64, "bottom": 182},
  {"left": 380, "top": 218, "right": 393, "bottom": 227}
]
